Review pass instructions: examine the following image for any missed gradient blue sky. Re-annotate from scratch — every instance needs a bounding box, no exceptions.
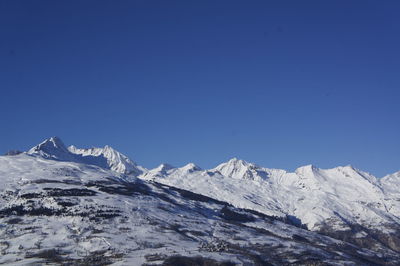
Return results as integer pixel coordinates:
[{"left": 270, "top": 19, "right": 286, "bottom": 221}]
[{"left": 1, "top": 1, "right": 399, "bottom": 176}]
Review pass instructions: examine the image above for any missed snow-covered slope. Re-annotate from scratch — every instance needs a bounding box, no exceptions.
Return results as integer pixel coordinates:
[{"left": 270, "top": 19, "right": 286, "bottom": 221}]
[
  {"left": 28, "top": 137, "right": 145, "bottom": 176},
  {"left": 3, "top": 137, "right": 400, "bottom": 263},
  {"left": 68, "top": 144, "right": 146, "bottom": 176},
  {"left": 141, "top": 158, "right": 400, "bottom": 254},
  {"left": 28, "top": 136, "right": 75, "bottom": 161},
  {"left": 25, "top": 137, "right": 400, "bottom": 234},
  {"left": 380, "top": 171, "right": 400, "bottom": 219},
  {"left": 4, "top": 154, "right": 398, "bottom": 264},
  {"left": 213, "top": 158, "right": 272, "bottom": 181}
]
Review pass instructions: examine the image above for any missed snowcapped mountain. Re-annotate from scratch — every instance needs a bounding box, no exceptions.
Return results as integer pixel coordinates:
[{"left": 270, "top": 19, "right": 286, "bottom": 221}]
[
  {"left": 68, "top": 144, "right": 146, "bottom": 176},
  {"left": 2, "top": 137, "right": 400, "bottom": 264},
  {"left": 143, "top": 158, "right": 393, "bottom": 226},
  {"left": 212, "top": 158, "right": 271, "bottom": 181},
  {"left": 380, "top": 171, "right": 400, "bottom": 220},
  {"left": 28, "top": 136, "right": 76, "bottom": 161},
  {"left": 28, "top": 137, "right": 145, "bottom": 176},
  {"left": 141, "top": 157, "right": 400, "bottom": 256}
]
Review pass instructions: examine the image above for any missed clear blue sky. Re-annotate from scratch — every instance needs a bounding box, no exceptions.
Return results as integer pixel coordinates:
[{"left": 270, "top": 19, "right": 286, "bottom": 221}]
[{"left": 1, "top": 1, "right": 399, "bottom": 177}]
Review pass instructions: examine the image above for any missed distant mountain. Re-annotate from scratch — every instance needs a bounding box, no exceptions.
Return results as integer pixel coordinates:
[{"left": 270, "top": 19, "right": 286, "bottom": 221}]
[
  {"left": 212, "top": 158, "right": 271, "bottom": 180},
  {"left": 141, "top": 159, "right": 400, "bottom": 255},
  {"left": 68, "top": 144, "right": 146, "bottom": 176},
  {"left": 27, "top": 137, "right": 146, "bottom": 175},
  {"left": 2, "top": 137, "right": 400, "bottom": 264},
  {"left": 3, "top": 152, "right": 399, "bottom": 265},
  {"left": 28, "top": 136, "right": 75, "bottom": 161}
]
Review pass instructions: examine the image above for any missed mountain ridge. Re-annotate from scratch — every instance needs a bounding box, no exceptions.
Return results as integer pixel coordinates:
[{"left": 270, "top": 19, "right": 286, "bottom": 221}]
[
  {"left": 23, "top": 136, "right": 399, "bottom": 178},
  {"left": 20, "top": 138, "right": 400, "bottom": 231},
  {"left": 2, "top": 152, "right": 399, "bottom": 264},
  {"left": 27, "top": 137, "right": 145, "bottom": 176},
  {"left": 2, "top": 136, "right": 400, "bottom": 264}
]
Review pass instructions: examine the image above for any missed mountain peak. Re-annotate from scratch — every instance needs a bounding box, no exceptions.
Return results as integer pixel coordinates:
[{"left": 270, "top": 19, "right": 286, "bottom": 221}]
[
  {"left": 180, "top": 163, "right": 201, "bottom": 172},
  {"left": 295, "top": 164, "right": 318, "bottom": 175},
  {"left": 46, "top": 136, "right": 64, "bottom": 147},
  {"left": 213, "top": 158, "right": 264, "bottom": 180},
  {"left": 222, "top": 157, "right": 252, "bottom": 168},
  {"left": 28, "top": 136, "right": 73, "bottom": 160},
  {"left": 32, "top": 136, "right": 67, "bottom": 151},
  {"left": 336, "top": 164, "right": 356, "bottom": 172},
  {"left": 227, "top": 157, "right": 247, "bottom": 164},
  {"left": 333, "top": 165, "right": 377, "bottom": 183},
  {"left": 68, "top": 145, "right": 146, "bottom": 175},
  {"left": 28, "top": 137, "right": 146, "bottom": 175},
  {"left": 103, "top": 145, "right": 113, "bottom": 151},
  {"left": 158, "top": 163, "right": 175, "bottom": 171}
]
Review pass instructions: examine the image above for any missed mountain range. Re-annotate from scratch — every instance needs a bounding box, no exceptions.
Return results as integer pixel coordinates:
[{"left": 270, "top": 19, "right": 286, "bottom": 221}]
[{"left": 1, "top": 137, "right": 400, "bottom": 265}]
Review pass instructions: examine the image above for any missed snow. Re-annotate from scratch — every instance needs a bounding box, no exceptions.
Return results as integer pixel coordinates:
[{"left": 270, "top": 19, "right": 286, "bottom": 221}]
[
  {"left": 26, "top": 138, "right": 400, "bottom": 232},
  {"left": 68, "top": 144, "right": 146, "bottom": 175},
  {"left": 2, "top": 137, "right": 400, "bottom": 264},
  {"left": 2, "top": 154, "right": 385, "bottom": 265},
  {"left": 213, "top": 158, "right": 272, "bottom": 181},
  {"left": 142, "top": 157, "right": 400, "bottom": 232},
  {"left": 28, "top": 137, "right": 146, "bottom": 175}
]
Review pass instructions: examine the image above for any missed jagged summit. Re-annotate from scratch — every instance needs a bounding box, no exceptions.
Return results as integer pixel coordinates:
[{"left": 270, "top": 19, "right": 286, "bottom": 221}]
[
  {"left": 68, "top": 144, "right": 146, "bottom": 176},
  {"left": 28, "top": 136, "right": 75, "bottom": 161},
  {"left": 27, "top": 137, "right": 145, "bottom": 175},
  {"left": 213, "top": 157, "right": 268, "bottom": 180},
  {"left": 180, "top": 163, "right": 201, "bottom": 172},
  {"left": 7, "top": 137, "right": 400, "bottom": 255},
  {"left": 3, "top": 152, "right": 399, "bottom": 265},
  {"left": 29, "top": 136, "right": 66, "bottom": 153}
]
